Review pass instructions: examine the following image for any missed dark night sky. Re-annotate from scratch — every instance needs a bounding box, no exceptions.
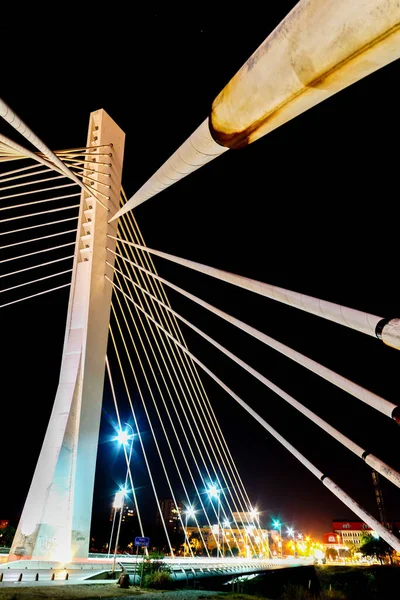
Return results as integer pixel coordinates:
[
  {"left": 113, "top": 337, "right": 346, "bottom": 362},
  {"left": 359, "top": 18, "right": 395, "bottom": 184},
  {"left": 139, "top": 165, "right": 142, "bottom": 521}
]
[{"left": 0, "top": 4, "right": 399, "bottom": 541}]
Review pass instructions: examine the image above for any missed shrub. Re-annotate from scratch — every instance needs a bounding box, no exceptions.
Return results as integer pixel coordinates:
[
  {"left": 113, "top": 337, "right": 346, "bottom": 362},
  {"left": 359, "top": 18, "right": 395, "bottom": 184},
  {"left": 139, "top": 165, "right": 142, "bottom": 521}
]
[{"left": 143, "top": 569, "right": 173, "bottom": 589}]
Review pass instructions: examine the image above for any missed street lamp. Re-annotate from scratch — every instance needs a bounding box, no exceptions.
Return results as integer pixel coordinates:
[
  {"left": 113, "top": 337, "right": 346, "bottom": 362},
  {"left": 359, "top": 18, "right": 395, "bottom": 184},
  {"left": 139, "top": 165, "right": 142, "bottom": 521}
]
[
  {"left": 273, "top": 519, "right": 283, "bottom": 559},
  {"left": 222, "top": 520, "right": 230, "bottom": 557},
  {"left": 287, "top": 527, "right": 295, "bottom": 538},
  {"left": 183, "top": 506, "right": 196, "bottom": 557},
  {"left": 208, "top": 484, "right": 221, "bottom": 558},
  {"left": 250, "top": 506, "right": 266, "bottom": 557},
  {"left": 110, "top": 423, "right": 135, "bottom": 571}
]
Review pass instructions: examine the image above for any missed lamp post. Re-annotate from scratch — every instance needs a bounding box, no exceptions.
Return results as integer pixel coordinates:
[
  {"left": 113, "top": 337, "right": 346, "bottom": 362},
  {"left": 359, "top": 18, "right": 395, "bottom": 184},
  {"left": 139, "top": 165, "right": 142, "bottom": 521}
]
[
  {"left": 222, "top": 520, "right": 230, "bottom": 557},
  {"left": 112, "top": 423, "right": 135, "bottom": 572},
  {"left": 208, "top": 484, "right": 221, "bottom": 558},
  {"left": 250, "top": 507, "right": 264, "bottom": 557},
  {"left": 184, "top": 507, "right": 196, "bottom": 557},
  {"left": 273, "top": 519, "right": 283, "bottom": 559}
]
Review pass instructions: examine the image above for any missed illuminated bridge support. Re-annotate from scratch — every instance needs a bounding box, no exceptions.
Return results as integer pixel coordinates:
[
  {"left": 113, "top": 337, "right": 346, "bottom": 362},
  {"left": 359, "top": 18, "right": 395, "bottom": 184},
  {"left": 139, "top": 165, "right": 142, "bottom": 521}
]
[{"left": 8, "top": 110, "right": 125, "bottom": 563}]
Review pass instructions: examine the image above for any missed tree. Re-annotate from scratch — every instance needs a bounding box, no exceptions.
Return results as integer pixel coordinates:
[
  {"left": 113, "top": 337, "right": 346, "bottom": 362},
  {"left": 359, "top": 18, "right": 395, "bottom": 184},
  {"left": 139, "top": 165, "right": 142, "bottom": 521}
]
[
  {"left": 325, "top": 547, "right": 338, "bottom": 561},
  {"left": 0, "top": 524, "right": 16, "bottom": 547},
  {"left": 360, "top": 534, "right": 393, "bottom": 564}
]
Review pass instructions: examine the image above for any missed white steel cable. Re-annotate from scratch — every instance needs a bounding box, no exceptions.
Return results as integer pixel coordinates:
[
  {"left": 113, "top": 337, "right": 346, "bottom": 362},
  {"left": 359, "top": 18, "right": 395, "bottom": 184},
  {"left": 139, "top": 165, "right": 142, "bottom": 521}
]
[
  {"left": 0, "top": 282, "right": 70, "bottom": 309},
  {"left": 124, "top": 210, "right": 258, "bottom": 530},
  {"left": 114, "top": 248, "right": 245, "bottom": 548},
  {"left": 0, "top": 193, "right": 81, "bottom": 211},
  {"left": 108, "top": 238, "right": 389, "bottom": 341},
  {"left": 109, "top": 249, "right": 397, "bottom": 420},
  {"left": 120, "top": 214, "right": 256, "bottom": 541},
  {"left": 57, "top": 152, "right": 112, "bottom": 158},
  {"left": 0, "top": 229, "right": 77, "bottom": 250},
  {"left": 112, "top": 286, "right": 212, "bottom": 555},
  {"left": 55, "top": 144, "right": 111, "bottom": 153},
  {"left": 105, "top": 356, "right": 145, "bottom": 540},
  {"left": 74, "top": 172, "right": 111, "bottom": 189},
  {"left": 113, "top": 226, "right": 258, "bottom": 551},
  {"left": 113, "top": 252, "right": 242, "bottom": 555},
  {"left": 0, "top": 132, "right": 66, "bottom": 175},
  {"left": 0, "top": 167, "right": 51, "bottom": 183},
  {"left": 0, "top": 241, "right": 76, "bottom": 264},
  {"left": 0, "top": 97, "right": 109, "bottom": 210},
  {"left": 106, "top": 278, "right": 400, "bottom": 554},
  {"left": 0, "top": 163, "right": 47, "bottom": 179},
  {"left": 0, "top": 255, "right": 74, "bottom": 279},
  {"left": 62, "top": 158, "right": 112, "bottom": 167},
  {"left": 111, "top": 270, "right": 220, "bottom": 552},
  {"left": 0, "top": 174, "right": 65, "bottom": 192},
  {"left": 109, "top": 321, "right": 188, "bottom": 558},
  {"left": 0, "top": 182, "right": 77, "bottom": 201},
  {"left": 109, "top": 274, "right": 400, "bottom": 490},
  {"left": 113, "top": 268, "right": 253, "bottom": 557},
  {"left": 71, "top": 165, "right": 111, "bottom": 177},
  {"left": 1, "top": 216, "right": 79, "bottom": 236},
  {"left": 118, "top": 215, "right": 253, "bottom": 534},
  {"left": 111, "top": 294, "right": 208, "bottom": 554},
  {"left": 2, "top": 204, "right": 79, "bottom": 223},
  {"left": 111, "top": 289, "right": 210, "bottom": 556},
  {"left": 0, "top": 269, "right": 73, "bottom": 294}
]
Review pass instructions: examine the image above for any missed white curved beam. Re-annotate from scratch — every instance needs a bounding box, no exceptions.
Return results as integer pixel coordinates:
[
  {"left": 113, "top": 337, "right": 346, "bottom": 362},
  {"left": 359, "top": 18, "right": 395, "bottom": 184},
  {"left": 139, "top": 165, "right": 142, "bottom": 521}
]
[
  {"left": 110, "top": 119, "right": 227, "bottom": 221},
  {"left": 112, "top": 0, "right": 400, "bottom": 220}
]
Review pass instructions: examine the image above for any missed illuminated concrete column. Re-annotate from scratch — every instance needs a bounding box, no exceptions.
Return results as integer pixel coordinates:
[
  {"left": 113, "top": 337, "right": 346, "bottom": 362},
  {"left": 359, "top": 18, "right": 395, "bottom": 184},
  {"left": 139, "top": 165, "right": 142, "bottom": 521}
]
[{"left": 8, "top": 110, "right": 125, "bottom": 562}]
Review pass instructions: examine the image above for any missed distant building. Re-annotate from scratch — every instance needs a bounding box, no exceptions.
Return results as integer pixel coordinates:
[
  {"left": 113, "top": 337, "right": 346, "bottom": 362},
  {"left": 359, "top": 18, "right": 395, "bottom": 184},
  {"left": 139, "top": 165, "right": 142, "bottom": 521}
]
[
  {"left": 109, "top": 502, "right": 135, "bottom": 522},
  {"left": 122, "top": 505, "right": 135, "bottom": 523},
  {"left": 332, "top": 520, "right": 400, "bottom": 546},
  {"left": 157, "top": 499, "right": 183, "bottom": 534}
]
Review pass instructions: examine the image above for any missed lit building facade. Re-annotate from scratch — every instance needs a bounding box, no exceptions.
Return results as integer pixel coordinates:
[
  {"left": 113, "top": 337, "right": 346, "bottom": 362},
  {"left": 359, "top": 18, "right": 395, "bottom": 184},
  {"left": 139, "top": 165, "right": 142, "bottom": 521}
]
[
  {"left": 332, "top": 520, "right": 400, "bottom": 547},
  {"left": 185, "top": 512, "right": 270, "bottom": 557},
  {"left": 332, "top": 521, "right": 373, "bottom": 546}
]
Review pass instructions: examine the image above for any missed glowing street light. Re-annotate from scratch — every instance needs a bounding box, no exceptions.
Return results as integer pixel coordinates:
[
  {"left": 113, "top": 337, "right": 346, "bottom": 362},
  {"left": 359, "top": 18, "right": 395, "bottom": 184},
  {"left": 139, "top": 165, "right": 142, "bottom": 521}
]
[
  {"left": 109, "top": 423, "right": 135, "bottom": 571},
  {"left": 222, "top": 520, "right": 230, "bottom": 557},
  {"left": 208, "top": 484, "right": 221, "bottom": 558},
  {"left": 272, "top": 519, "right": 283, "bottom": 559},
  {"left": 113, "top": 489, "right": 126, "bottom": 510},
  {"left": 250, "top": 506, "right": 267, "bottom": 557},
  {"left": 183, "top": 506, "right": 196, "bottom": 557},
  {"left": 286, "top": 527, "right": 295, "bottom": 538},
  {"left": 250, "top": 507, "right": 259, "bottom": 520},
  {"left": 208, "top": 484, "right": 219, "bottom": 499}
]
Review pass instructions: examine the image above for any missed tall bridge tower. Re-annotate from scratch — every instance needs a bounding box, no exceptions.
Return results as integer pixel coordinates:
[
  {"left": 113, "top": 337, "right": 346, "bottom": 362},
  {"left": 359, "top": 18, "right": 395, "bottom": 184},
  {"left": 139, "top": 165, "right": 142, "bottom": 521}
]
[{"left": 9, "top": 110, "right": 125, "bottom": 562}]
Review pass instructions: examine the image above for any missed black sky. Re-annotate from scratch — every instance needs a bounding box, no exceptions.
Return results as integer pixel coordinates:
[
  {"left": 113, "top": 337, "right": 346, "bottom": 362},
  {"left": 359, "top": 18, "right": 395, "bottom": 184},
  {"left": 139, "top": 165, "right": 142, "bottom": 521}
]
[{"left": 1, "top": 4, "right": 399, "bottom": 540}]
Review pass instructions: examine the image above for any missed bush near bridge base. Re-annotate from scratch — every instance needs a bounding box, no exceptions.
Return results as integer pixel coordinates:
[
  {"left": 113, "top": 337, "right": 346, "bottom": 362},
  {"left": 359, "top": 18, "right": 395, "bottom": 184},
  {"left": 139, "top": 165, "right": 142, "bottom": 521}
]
[{"left": 136, "top": 553, "right": 173, "bottom": 589}]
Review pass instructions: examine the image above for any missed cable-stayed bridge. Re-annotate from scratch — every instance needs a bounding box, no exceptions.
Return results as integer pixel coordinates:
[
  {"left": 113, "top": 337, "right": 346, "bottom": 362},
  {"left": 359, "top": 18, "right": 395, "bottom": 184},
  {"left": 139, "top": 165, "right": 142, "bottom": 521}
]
[{"left": 1, "top": 0, "right": 400, "bottom": 582}]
